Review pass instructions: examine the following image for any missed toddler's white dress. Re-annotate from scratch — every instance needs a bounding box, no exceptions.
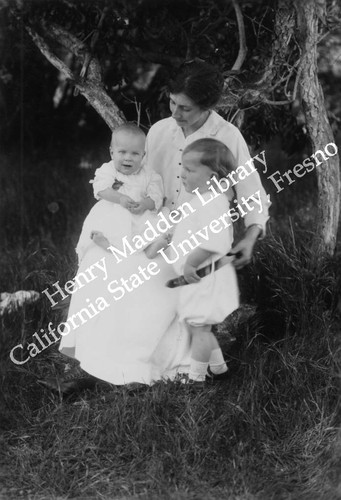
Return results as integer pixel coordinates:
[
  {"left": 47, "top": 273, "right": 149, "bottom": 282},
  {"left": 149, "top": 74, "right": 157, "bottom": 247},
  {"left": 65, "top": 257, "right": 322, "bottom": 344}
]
[
  {"left": 171, "top": 191, "right": 239, "bottom": 326},
  {"left": 76, "top": 161, "right": 164, "bottom": 261}
]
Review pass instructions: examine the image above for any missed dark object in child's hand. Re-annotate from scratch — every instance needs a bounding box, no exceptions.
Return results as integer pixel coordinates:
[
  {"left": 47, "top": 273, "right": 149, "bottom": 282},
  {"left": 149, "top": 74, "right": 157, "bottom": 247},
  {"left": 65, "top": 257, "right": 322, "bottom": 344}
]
[
  {"left": 166, "top": 256, "right": 232, "bottom": 288},
  {"left": 227, "top": 251, "right": 242, "bottom": 258},
  {"left": 167, "top": 275, "right": 188, "bottom": 288}
]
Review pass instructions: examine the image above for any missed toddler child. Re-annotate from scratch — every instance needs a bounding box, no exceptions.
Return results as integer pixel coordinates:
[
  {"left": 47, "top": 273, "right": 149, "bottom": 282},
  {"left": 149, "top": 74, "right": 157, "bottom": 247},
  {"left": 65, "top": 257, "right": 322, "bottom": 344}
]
[
  {"left": 76, "top": 123, "right": 167, "bottom": 261},
  {"left": 169, "top": 138, "right": 239, "bottom": 388}
]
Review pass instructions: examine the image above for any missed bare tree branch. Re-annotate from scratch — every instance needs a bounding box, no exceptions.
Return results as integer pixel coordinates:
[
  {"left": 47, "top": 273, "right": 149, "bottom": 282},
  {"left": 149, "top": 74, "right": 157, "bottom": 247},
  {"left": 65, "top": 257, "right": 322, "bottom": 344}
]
[
  {"left": 263, "top": 63, "right": 302, "bottom": 105},
  {"left": 79, "top": 8, "right": 107, "bottom": 80},
  {"left": 26, "top": 23, "right": 125, "bottom": 130},
  {"left": 231, "top": 0, "right": 247, "bottom": 71},
  {"left": 219, "top": 0, "right": 298, "bottom": 110},
  {"left": 26, "top": 26, "right": 75, "bottom": 81},
  {"left": 47, "top": 23, "right": 103, "bottom": 84}
]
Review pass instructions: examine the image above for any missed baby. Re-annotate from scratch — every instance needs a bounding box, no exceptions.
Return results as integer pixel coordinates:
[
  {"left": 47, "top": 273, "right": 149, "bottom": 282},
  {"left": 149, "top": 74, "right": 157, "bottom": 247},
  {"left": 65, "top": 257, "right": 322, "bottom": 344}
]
[{"left": 76, "top": 123, "right": 168, "bottom": 261}]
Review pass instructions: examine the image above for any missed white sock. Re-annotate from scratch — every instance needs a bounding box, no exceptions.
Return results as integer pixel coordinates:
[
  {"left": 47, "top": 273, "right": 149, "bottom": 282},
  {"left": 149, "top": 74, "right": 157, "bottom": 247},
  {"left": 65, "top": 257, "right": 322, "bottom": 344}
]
[
  {"left": 209, "top": 348, "right": 228, "bottom": 375},
  {"left": 189, "top": 359, "right": 209, "bottom": 382}
]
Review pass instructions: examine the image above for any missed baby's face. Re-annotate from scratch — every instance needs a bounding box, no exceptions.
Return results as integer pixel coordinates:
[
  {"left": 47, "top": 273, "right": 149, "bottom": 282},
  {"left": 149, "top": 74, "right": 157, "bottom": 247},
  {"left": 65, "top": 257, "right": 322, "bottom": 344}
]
[{"left": 110, "top": 131, "right": 145, "bottom": 175}]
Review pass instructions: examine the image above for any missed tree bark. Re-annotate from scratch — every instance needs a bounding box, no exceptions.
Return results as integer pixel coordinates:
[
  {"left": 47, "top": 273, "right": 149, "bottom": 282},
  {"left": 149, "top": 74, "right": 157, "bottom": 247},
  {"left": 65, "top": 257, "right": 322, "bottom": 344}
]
[
  {"left": 24, "top": 5, "right": 341, "bottom": 254},
  {"left": 27, "top": 24, "right": 125, "bottom": 131},
  {"left": 297, "top": 0, "right": 340, "bottom": 255},
  {"left": 219, "top": 0, "right": 297, "bottom": 111}
]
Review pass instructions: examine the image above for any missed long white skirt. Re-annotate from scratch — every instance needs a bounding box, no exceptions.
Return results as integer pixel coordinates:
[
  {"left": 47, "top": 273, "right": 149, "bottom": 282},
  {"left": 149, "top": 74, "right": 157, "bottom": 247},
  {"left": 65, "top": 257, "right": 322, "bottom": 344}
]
[
  {"left": 59, "top": 242, "right": 192, "bottom": 385},
  {"left": 76, "top": 200, "right": 160, "bottom": 262}
]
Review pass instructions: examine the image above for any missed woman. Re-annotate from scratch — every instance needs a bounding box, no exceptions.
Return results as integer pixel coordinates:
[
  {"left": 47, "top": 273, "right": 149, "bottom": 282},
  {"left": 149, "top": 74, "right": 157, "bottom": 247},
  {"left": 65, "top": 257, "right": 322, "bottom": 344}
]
[
  {"left": 53, "top": 61, "right": 268, "bottom": 391},
  {"left": 145, "top": 60, "right": 269, "bottom": 265}
]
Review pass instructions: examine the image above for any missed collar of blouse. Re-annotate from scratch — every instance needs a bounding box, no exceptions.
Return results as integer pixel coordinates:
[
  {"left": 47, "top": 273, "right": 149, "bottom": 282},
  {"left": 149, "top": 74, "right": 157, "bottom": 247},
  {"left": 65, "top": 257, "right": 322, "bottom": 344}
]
[{"left": 171, "top": 110, "right": 221, "bottom": 145}]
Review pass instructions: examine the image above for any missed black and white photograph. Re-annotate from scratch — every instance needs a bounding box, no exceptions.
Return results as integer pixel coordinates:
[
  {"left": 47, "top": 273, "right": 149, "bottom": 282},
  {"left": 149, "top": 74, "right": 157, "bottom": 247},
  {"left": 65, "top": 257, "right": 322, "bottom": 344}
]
[{"left": 0, "top": 0, "right": 340, "bottom": 498}]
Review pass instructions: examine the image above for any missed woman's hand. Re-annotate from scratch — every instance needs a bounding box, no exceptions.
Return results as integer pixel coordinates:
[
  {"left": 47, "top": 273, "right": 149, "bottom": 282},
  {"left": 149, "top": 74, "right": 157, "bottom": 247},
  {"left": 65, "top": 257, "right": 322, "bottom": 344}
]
[
  {"left": 129, "top": 197, "right": 155, "bottom": 215},
  {"left": 183, "top": 263, "right": 201, "bottom": 284},
  {"left": 228, "top": 225, "right": 261, "bottom": 270},
  {"left": 119, "top": 195, "right": 138, "bottom": 211}
]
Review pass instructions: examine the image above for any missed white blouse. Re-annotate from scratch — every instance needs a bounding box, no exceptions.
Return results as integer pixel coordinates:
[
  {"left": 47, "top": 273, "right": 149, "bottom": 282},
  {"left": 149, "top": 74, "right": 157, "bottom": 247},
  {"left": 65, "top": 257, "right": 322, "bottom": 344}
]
[{"left": 144, "top": 111, "right": 269, "bottom": 231}]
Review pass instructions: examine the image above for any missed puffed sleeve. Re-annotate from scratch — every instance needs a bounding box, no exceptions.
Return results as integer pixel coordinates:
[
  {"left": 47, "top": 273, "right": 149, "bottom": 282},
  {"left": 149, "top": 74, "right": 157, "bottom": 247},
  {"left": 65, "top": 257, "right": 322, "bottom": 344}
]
[
  {"left": 90, "top": 162, "right": 117, "bottom": 200},
  {"left": 145, "top": 170, "right": 164, "bottom": 211}
]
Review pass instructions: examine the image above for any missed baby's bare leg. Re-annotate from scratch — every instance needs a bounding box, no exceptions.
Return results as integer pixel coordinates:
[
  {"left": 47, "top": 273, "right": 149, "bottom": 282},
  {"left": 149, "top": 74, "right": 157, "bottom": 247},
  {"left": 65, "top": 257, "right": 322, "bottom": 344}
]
[{"left": 90, "top": 231, "right": 111, "bottom": 252}]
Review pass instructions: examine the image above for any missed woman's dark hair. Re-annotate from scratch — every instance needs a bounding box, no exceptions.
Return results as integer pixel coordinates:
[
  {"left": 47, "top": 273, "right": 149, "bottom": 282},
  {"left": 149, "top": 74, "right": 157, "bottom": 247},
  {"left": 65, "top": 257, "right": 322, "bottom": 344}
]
[
  {"left": 183, "top": 138, "right": 236, "bottom": 179},
  {"left": 168, "top": 60, "right": 224, "bottom": 110}
]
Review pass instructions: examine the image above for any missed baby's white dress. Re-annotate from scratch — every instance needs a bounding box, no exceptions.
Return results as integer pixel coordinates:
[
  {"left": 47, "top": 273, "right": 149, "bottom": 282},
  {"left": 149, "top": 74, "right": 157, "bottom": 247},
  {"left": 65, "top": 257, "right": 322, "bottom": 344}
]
[
  {"left": 171, "top": 191, "right": 239, "bottom": 326},
  {"left": 59, "top": 161, "right": 188, "bottom": 385},
  {"left": 59, "top": 243, "right": 183, "bottom": 385},
  {"left": 76, "top": 161, "right": 164, "bottom": 261}
]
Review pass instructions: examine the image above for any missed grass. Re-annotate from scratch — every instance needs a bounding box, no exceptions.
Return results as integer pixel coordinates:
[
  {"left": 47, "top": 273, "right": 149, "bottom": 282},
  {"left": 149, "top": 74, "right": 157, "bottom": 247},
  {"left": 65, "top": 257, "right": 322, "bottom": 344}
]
[{"left": 0, "top": 151, "right": 340, "bottom": 499}]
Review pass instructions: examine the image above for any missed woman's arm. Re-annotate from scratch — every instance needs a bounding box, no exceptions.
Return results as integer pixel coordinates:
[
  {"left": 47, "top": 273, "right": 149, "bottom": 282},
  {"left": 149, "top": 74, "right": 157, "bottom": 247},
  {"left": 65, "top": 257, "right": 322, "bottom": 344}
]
[
  {"left": 129, "top": 196, "right": 155, "bottom": 214},
  {"left": 228, "top": 224, "right": 262, "bottom": 269},
  {"left": 129, "top": 170, "right": 163, "bottom": 214},
  {"left": 217, "top": 123, "right": 269, "bottom": 268}
]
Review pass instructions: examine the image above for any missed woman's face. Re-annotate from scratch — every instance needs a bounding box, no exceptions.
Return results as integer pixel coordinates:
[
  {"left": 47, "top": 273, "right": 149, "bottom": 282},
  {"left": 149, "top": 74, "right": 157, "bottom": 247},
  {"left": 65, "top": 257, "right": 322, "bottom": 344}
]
[{"left": 169, "top": 93, "right": 210, "bottom": 135}]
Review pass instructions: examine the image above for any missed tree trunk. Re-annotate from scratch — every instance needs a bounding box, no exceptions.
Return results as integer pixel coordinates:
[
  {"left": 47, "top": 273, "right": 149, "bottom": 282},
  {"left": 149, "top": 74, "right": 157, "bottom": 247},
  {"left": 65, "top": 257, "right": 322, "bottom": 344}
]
[
  {"left": 75, "top": 81, "right": 125, "bottom": 131},
  {"left": 26, "top": 24, "right": 125, "bottom": 131},
  {"left": 25, "top": 6, "right": 341, "bottom": 252},
  {"left": 297, "top": 0, "right": 340, "bottom": 255}
]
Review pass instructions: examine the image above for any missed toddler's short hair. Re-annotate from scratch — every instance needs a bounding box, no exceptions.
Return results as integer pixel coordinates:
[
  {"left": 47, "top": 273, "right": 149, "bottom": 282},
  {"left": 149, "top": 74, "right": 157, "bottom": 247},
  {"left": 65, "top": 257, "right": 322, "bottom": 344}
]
[
  {"left": 111, "top": 122, "right": 145, "bottom": 145},
  {"left": 183, "top": 138, "right": 236, "bottom": 179}
]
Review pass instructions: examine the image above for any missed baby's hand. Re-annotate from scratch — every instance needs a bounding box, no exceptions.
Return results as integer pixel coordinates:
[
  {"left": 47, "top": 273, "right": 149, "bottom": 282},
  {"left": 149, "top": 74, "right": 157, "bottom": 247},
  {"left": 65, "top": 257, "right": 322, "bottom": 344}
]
[
  {"left": 183, "top": 263, "right": 200, "bottom": 284},
  {"left": 129, "top": 202, "right": 146, "bottom": 215},
  {"left": 119, "top": 195, "right": 138, "bottom": 211},
  {"left": 129, "top": 197, "right": 154, "bottom": 215}
]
